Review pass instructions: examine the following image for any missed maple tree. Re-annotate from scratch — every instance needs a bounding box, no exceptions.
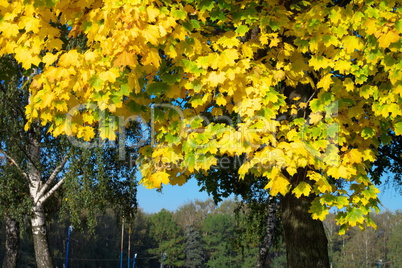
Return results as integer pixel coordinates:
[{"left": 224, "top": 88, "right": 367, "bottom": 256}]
[{"left": 1, "top": 0, "right": 401, "bottom": 266}]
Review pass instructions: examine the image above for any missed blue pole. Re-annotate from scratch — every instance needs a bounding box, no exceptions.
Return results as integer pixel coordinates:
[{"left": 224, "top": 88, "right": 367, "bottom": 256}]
[
  {"left": 132, "top": 253, "right": 137, "bottom": 268},
  {"left": 120, "top": 251, "right": 124, "bottom": 268},
  {"left": 120, "top": 218, "right": 125, "bottom": 268},
  {"left": 65, "top": 226, "right": 73, "bottom": 268},
  {"left": 127, "top": 225, "right": 131, "bottom": 268},
  {"left": 161, "top": 253, "right": 166, "bottom": 268}
]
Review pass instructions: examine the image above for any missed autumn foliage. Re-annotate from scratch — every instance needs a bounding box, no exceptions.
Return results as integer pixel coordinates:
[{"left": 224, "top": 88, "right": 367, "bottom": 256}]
[{"left": 1, "top": 0, "right": 401, "bottom": 234}]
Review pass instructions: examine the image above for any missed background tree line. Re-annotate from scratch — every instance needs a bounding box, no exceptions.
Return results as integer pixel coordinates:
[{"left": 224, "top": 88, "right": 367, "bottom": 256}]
[{"left": 1, "top": 198, "right": 400, "bottom": 268}]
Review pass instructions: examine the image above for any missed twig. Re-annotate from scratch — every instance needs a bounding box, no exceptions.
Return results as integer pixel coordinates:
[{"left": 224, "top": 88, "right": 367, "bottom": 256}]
[{"left": 0, "top": 149, "right": 29, "bottom": 181}]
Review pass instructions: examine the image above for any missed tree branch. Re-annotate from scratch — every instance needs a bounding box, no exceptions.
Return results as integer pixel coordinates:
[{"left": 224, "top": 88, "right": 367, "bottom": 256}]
[
  {"left": 35, "top": 154, "right": 69, "bottom": 203},
  {"left": 0, "top": 149, "right": 29, "bottom": 181},
  {"left": 38, "top": 177, "right": 65, "bottom": 205}
]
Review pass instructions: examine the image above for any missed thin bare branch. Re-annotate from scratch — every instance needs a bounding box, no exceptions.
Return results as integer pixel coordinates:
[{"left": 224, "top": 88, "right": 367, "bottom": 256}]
[{"left": 0, "top": 149, "right": 29, "bottom": 181}]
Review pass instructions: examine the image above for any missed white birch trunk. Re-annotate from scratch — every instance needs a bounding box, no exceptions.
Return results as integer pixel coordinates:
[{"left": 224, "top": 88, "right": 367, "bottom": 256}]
[{"left": 28, "top": 132, "right": 54, "bottom": 268}]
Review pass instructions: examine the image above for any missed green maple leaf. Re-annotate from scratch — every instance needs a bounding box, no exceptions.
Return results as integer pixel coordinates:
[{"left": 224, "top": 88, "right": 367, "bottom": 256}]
[
  {"left": 235, "top": 25, "right": 249, "bottom": 36},
  {"left": 345, "top": 208, "right": 364, "bottom": 227},
  {"left": 394, "top": 122, "right": 402, "bottom": 135}
]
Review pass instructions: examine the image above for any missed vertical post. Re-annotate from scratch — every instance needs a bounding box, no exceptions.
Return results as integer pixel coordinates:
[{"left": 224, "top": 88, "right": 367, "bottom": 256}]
[
  {"left": 120, "top": 218, "right": 125, "bottom": 268},
  {"left": 65, "top": 226, "right": 73, "bottom": 268},
  {"left": 127, "top": 225, "right": 131, "bottom": 268},
  {"left": 132, "top": 253, "right": 137, "bottom": 268},
  {"left": 378, "top": 259, "right": 382, "bottom": 268},
  {"left": 160, "top": 252, "right": 166, "bottom": 268}
]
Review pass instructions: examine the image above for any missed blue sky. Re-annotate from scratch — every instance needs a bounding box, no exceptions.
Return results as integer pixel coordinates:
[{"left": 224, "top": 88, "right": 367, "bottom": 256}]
[
  {"left": 137, "top": 179, "right": 211, "bottom": 214},
  {"left": 137, "top": 178, "right": 402, "bottom": 214}
]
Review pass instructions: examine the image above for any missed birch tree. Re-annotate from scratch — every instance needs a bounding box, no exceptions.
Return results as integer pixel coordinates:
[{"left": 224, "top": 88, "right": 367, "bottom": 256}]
[
  {"left": 1, "top": 0, "right": 401, "bottom": 267},
  {"left": 0, "top": 55, "right": 138, "bottom": 268}
]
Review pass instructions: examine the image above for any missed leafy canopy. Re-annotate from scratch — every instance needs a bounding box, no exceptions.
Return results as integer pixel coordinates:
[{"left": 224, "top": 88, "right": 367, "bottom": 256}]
[{"left": 1, "top": 0, "right": 401, "bottom": 233}]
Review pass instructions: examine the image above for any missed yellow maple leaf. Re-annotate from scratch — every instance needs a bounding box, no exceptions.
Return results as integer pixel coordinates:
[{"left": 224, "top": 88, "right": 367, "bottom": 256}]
[
  {"left": 241, "top": 44, "right": 254, "bottom": 58},
  {"left": 84, "top": 51, "right": 98, "bottom": 63},
  {"left": 344, "top": 78, "right": 354, "bottom": 91},
  {"left": 142, "top": 48, "right": 160, "bottom": 68},
  {"left": 217, "top": 33, "right": 240, "bottom": 48},
  {"left": 47, "top": 38, "right": 64, "bottom": 50},
  {"left": 317, "top": 73, "right": 333, "bottom": 90},
  {"left": 309, "top": 56, "right": 334, "bottom": 70},
  {"left": 42, "top": 53, "right": 59, "bottom": 66},
  {"left": 99, "top": 69, "right": 119, "bottom": 83},
  {"left": 216, "top": 94, "right": 227, "bottom": 106},
  {"left": 309, "top": 112, "right": 323, "bottom": 124},
  {"left": 41, "top": 91, "right": 55, "bottom": 107},
  {"left": 207, "top": 53, "right": 220, "bottom": 70},
  {"left": 293, "top": 181, "right": 312, "bottom": 198},
  {"left": 99, "top": 124, "right": 117, "bottom": 141},
  {"left": 143, "top": 25, "right": 160, "bottom": 45},
  {"left": 148, "top": 171, "right": 170, "bottom": 188},
  {"left": 58, "top": 50, "right": 80, "bottom": 67},
  {"left": 78, "top": 126, "right": 95, "bottom": 141},
  {"left": 264, "top": 168, "right": 290, "bottom": 196},
  {"left": 346, "top": 149, "right": 363, "bottom": 164},
  {"left": 0, "top": 22, "right": 19, "bottom": 38},
  {"left": 218, "top": 49, "right": 238, "bottom": 68},
  {"left": 14, "top": 47, "right": 41, "bottom": 69},
  {"left": 364, "top": 19, "right": 378, "bottom": 35},
  {"left": 378, "top": 30, "right": 400, "bottom": 48},
  {"left": 334, "top": 60, "right": 351, "bottom": 74},
  {"left": 114, "top": 50, "right": 136, "bottom": 67},
  {"left": 327, "top": 165, "right": 351, "bottom": 179},
  {"left": 268, "top": 33, "right": 280, "bottom": 47},
  {"left": 166, "top": 44, "right": 178, "bottom": 59},
  {"left": 147, "top": 6, "right": 160, "bottom": 23},
  {"left": 309, "top": 172, "right": 333, "bottom": 193},
  {"left": 207, "top": 71, "right": 226, "bottom": 87},
  {"left": 19, "top": 16, "right": 40, "bottom": 33},
  {"left": 342, "top": 35, "right": 364, "bottom": 53}
]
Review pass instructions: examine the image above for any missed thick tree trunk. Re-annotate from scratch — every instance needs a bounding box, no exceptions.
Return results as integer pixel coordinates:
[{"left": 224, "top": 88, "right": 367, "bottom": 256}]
[
  {"left": 281, "top": 192, "right": 330, "bottom": 268},
  {"left": 31, "top": 204, "right": 54, "bottom": 268},
  {"left": 2, "top": 216, "right": 20, "bottom": 268},
  {"left": 280, "top": 168, "right": 330, "bottom": 268}
]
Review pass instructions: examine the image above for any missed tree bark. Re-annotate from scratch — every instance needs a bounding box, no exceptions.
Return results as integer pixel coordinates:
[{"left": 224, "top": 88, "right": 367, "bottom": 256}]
[
  {"left": 31, "top": 204, "right": 54, "bottom": 268},
  {"left": 256, "top": 197, "right": 278, "bottom": 268},
  {"left": 2, "top": 216, "right": 20, "bottom": 268},
  {"left": 281, "top": 188, "right": 330, "bottom": 268},
  {"left": 28, "top": 129, "right": 54, "bottom": 268}
]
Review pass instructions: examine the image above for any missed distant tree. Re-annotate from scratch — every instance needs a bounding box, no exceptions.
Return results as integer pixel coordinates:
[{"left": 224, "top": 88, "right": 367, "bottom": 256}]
[
  {"left": 197, "top": 163, "right": 280, "bottom": 267},
  {"left": 175, "top": 199, "right": 216, "bottom": 230},
  {"left": 331, "top": 212, "right": 402, "bottom": 268},
  {"left": 147, "top": 209, "right": 185, "bottom": 267},
  {"left": 387, "top": 211, "right": 402, "bottom": 268},
  {"left": 202, "top": 213, "right": 237, "bottom": 267},
  {"left": 184, "top": 225, "right": 204, "bottom": 268}
]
